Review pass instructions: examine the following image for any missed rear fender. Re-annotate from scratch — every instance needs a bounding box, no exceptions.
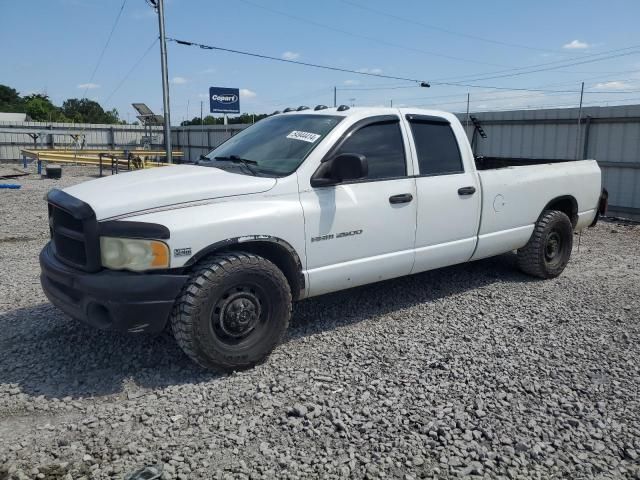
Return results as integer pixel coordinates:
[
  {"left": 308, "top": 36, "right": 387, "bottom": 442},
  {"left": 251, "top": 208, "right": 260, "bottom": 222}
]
[{"left": 589, "top": 188, "right": 608, "bottom": 227}]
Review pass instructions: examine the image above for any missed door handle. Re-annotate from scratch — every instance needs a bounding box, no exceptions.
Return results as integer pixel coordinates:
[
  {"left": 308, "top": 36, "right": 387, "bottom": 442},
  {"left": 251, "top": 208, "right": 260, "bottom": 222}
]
[
  {"left": 389, "top": 193, "right": 413, "bottom": 204},
  {"left": 458, "top": 186, "right": 476, "bottom": 196}
]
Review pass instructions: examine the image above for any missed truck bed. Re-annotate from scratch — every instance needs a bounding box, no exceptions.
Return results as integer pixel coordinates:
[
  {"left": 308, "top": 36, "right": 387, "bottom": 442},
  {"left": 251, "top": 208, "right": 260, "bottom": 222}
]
[{"left": 470, "top": 159, "right": 601, "bottom": 261}]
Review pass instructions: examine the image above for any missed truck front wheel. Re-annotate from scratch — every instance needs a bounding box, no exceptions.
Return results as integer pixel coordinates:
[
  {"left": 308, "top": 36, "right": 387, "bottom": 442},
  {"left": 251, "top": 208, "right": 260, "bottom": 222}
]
[
  {"left": 517, "top": 209, "right": 573, "bottom": 279},
  {"left": 170, "top": 252, "right": 292, "bottom": 370}
]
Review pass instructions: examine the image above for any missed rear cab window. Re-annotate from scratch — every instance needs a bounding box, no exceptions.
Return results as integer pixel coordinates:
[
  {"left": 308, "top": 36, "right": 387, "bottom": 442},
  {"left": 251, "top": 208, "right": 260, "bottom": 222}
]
[{"left": 406, "top": 115, "right": 464, "bottom": 176}]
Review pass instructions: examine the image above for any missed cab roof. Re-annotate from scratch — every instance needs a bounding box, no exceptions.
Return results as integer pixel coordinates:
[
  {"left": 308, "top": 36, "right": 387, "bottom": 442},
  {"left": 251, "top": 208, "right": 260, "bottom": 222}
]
[{"left": 278, "top": 106, "right": 457, "bottom": 124}]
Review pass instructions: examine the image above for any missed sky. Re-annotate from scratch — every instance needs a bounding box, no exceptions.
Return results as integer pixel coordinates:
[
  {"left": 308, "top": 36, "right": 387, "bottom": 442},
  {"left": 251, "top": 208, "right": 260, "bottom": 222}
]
[{"left": 2, "top": 0, "right": 640, "bottom": 124}]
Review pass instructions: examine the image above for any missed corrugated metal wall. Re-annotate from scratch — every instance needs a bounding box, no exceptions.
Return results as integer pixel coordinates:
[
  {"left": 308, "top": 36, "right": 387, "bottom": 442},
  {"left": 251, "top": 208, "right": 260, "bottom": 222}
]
[
  {"left": 3, "top": 109, "right": 638, "bottom": 219},
  {"left": 0, "top": 121, "right": 248, "bottom": 164},
  {"left": 457, "top": 104, "right": 640, "bottom": 220},
  {"left": 0, "top": 121, "right": 162, "bottom": 161},
  {"left": 171, "top": 124, "right": 248, "bottom": 162}
]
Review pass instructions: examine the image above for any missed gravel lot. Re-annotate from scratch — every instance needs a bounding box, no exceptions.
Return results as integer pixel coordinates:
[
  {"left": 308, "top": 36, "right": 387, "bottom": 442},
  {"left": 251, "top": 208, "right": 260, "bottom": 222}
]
[{"left": 1, "top": 166, "right": 639, "bottom": 479}]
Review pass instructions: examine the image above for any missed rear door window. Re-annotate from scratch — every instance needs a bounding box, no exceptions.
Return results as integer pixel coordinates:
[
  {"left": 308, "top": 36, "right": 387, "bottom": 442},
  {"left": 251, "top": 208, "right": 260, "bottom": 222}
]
[{"left": 408, "top": 120, "right": 464, "bottom": 176}]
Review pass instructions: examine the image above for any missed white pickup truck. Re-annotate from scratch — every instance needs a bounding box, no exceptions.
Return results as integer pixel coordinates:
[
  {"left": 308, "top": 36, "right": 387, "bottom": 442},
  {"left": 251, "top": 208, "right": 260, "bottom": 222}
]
[{"left": 40, "top": 106, "right": 606, "bottom": 370}]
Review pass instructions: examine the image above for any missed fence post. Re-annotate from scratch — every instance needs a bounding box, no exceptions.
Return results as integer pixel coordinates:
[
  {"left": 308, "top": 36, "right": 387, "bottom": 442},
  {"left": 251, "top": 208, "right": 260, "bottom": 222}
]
[
  {"left": 187, "top": 129, "right": 191, "bottom": 162},
  {"left": 582, "top": 116, "right": 592, "bottom": 160}
]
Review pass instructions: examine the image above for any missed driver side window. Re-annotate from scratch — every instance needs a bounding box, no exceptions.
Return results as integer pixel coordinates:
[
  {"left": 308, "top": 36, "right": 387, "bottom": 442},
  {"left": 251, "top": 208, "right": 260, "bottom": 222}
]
[{"left": 334, "top": 120, "right": 406, "bottom": 180}]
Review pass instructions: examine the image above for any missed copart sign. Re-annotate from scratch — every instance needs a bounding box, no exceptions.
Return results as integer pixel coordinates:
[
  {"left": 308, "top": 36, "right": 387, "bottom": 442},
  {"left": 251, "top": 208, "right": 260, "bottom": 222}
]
[{"left": 209, "top": 87, "right": 240, "bottom": 114}]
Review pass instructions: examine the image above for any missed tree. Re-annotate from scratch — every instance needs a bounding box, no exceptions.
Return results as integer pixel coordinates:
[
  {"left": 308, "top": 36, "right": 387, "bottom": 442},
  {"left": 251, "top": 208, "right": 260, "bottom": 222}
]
[
  {"left": 61, "top": 98, "right": 120, "bottom": 124},
  {"left": 0, "top": 84, "right": 124, "bottom": 123},
  {"left": 0, "top": 85, "right": 24, "bottom": 112},
  {"left": 180, "top": 113, "right": 268, "bottom": 126},
  {"left": 23, "top": 94, "right": 68, "bottom": 122}
]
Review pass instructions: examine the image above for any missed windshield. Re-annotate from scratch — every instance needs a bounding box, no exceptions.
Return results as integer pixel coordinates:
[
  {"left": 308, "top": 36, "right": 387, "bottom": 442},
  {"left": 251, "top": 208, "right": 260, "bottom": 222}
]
[{"left": 204, "top": 114, "right": 343, "bottom": 177}]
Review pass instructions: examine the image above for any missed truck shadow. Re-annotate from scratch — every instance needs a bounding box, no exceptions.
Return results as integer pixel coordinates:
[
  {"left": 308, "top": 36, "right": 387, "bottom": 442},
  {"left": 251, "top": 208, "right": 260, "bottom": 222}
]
[{"left": 0, "top": 252, "right": 530, "bottom": 399}]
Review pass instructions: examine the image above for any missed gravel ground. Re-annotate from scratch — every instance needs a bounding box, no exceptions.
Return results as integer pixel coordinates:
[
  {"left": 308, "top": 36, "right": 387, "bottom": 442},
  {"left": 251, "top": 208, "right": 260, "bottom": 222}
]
[{"left": 1, "top": 166, "right": 639, "bottom": 480}]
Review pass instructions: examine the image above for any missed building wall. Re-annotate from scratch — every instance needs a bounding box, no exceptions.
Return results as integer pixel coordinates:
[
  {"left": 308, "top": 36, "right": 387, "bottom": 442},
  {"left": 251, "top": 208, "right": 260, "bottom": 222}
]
[
  {"left": 171, "top": 124, "right": 248, "bottom": 162},
  {"left": 0, "top": 121, "right": 163, "bottom": 161},
  {"left": 0, "top": 121, "right": 247, "bottom": 164},
  {"left": 3, "top": 107, "right": 639, "bottom": 220}
]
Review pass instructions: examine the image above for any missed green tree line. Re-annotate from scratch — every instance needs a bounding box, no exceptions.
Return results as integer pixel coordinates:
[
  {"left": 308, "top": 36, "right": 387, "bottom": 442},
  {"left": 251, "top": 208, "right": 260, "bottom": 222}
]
[
  {"left": 180, "top": 112, "right": 270, "bottom": 126},
  {"left": 1, "top": 84, "right": 270, "bottom": 126},
  {"left": 0, "top": 84, "right": 122, "bottom": 124}
]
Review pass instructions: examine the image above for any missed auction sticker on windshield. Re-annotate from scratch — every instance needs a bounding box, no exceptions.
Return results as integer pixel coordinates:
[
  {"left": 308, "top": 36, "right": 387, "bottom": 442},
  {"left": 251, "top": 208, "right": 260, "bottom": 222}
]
[{"left": 286, "top": 131, "right": 321, "bottom": 143}]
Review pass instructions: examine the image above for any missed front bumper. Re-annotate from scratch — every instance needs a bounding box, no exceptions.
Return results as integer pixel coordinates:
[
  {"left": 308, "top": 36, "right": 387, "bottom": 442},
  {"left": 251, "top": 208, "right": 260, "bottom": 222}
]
[{"left": 40, "top": 242, "right": 188, "bottom": 334}]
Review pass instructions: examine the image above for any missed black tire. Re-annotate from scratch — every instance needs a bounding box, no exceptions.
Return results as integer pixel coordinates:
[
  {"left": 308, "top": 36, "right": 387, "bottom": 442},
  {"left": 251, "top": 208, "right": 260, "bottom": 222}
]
[
  {"left": 517, "top": 210, "right": 573, "bottom": 279},
  {"left": 170, "top": 252, "right": 292, "bottom": 370}
]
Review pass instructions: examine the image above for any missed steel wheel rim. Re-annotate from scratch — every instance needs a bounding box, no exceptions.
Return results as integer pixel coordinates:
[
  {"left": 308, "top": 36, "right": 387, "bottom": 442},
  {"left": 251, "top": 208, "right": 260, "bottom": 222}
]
[
  {"left": 211, "top": 284, "right": 266, "bottom": 343},
  {"left": 545, "top": 231, "right": 563, "bottom": 263}
]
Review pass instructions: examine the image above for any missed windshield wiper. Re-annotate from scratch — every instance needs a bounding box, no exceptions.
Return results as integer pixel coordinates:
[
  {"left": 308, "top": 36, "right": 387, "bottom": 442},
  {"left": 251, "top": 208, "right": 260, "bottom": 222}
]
[{"left": 215, "top": 155, "right": 258, "bottom": 176}]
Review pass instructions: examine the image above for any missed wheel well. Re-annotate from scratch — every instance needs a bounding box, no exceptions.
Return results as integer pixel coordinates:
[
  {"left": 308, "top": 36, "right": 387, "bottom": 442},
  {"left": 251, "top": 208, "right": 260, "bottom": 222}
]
[
  {"left": 186, "top": 240, "right": 304, "bottom": 301},
  {"left": 544, "top": 196, "right": 578, "bottom": 227}
]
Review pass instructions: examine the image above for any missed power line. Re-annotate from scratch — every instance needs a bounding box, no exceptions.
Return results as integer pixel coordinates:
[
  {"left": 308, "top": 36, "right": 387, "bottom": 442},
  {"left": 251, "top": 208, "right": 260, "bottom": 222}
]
[
  {"left": 338, "top": 80, "right": 640, "bottom": 108},
  {"left": 338, "top": 75, "right": 628, "bottom": 95},
  {"left": 436, "top": 84, "right": 579, "bottom": 93},
  {"left": 167, "top": 37, "right": 430, "bottom": 84},
  {"left": 105, "top": 37, "right": 158, "bottom": 104},
  {"left": 443, "top": 49, "right": 640, "bottom": 83},
  {"left": 264, "top": 0, "right": 640, "bottom": 84},
  {"left": 470, "top": 97, "right": 640, "bottom": 113},
  {"left": 237, "top": 0, "right": 511, "bottom": 69},
  {"left": 340, "top": 0, "right": 565, "bottom": 55},
  {"left": 586, "top": 89, "right": 640, "bottom": 94},
  {"left": 413, "top": 91, "right": 577, "bottom": 108},
  {"left": 338, "top": 84, "right": 422, "bottom": 91},
  {"left": 432, "top": 44, "right": 640, "bottom": 84},
  {"left": 83, "top": 0, "right": 128, "bottom": 99},
  {"left": 168, "top": 36, "right": 640, "bottom": 98}
]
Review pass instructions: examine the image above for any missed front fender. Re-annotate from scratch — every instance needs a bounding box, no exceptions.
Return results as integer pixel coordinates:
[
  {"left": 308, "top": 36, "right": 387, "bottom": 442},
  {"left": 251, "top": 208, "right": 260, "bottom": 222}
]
[{"left": 119, "top": 192, "right": 307, "bottom": 271}]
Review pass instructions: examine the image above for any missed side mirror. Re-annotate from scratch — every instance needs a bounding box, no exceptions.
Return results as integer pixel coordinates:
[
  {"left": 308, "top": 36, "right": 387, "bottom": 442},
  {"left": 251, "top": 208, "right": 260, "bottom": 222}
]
[
  {"left": 199, "top": 154, "right": 208, "bottom": 160},
  {"left": 311, "top": 153, "right": 368, "bottom": 187}
]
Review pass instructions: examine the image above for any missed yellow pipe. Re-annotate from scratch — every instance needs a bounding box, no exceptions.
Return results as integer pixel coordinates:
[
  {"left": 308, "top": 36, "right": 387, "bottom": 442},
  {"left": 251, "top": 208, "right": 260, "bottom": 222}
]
[{"left": 21, "top": 149, "right": 183, "bottom": 157}]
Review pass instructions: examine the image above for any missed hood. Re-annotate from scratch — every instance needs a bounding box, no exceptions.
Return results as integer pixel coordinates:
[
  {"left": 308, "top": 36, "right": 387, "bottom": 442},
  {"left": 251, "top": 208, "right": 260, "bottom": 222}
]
[{"left": 63, "top": 165, "right": 276, "bottom": 220}]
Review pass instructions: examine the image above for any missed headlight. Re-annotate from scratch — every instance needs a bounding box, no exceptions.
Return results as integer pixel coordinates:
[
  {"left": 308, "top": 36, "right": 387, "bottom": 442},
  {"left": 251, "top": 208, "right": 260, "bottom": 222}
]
[{"left": 100, "top": 237, "right": 170, "bottom": 271}]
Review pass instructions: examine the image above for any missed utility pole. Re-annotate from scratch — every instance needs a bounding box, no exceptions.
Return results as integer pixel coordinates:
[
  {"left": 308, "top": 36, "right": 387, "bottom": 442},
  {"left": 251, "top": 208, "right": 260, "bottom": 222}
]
[
  {"left": 390, "top": 99, "right": 393, "bottom": 107},
  {"left": 200, "top": 100, "right": 204, "bottom": 138},
  {"left": 575, "top": 81, "right": 585, "bottom": 160},
  {"left": 333, "top": 86, "right": 337, "bottom": 107},
  {"left": 153, "top": 0, "right": 172, "bottom": 163}
]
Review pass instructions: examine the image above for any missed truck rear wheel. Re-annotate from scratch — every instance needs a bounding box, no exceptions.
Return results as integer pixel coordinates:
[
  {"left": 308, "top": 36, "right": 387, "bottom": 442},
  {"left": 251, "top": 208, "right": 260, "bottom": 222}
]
[
  {"left": 170, "top": 252, "right": 292, "bottom": 370},
  {"left": 517, "top": 210, "right": 573, "bottom": 279}
]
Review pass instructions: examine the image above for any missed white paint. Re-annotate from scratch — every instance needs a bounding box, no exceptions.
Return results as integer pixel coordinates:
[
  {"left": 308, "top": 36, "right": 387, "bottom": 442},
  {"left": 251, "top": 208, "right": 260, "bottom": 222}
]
[
  {"left": 63, "top": 165, "right": 276, "bottom": 220},
  {"left": 471, "top": 225, "right": 535, "bottom": 261},
  {"left": 401, "top": 110, "right": 482, "bottom": 272},
  {"left": 576, "top": 209, "right": 597, "bottom": 231},
  {"left": 477, "top": 160, "right": 601, "bottom": 237},
  {"left": 300, "top": 178, "right": 417, "bottom": 295}
]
